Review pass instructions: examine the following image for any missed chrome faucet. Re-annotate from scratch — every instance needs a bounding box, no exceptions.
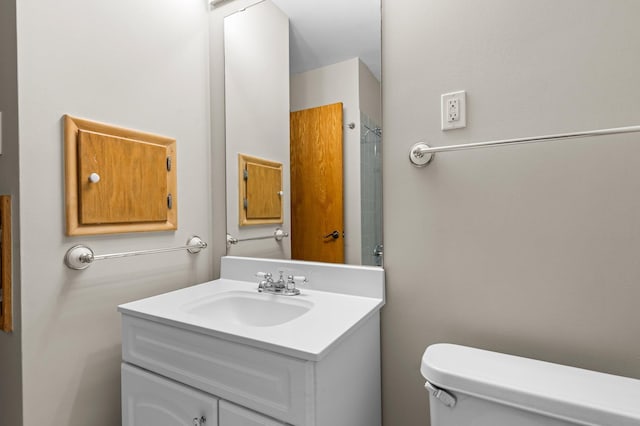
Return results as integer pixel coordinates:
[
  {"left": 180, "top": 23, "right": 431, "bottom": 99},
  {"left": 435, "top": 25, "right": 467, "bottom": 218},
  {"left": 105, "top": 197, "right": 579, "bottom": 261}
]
[
  {"left": 255, "top": 270, "right": 307, "bottom": 296},
  {"left": 256, "top": 272, "right": 273, "bottom": 293}
]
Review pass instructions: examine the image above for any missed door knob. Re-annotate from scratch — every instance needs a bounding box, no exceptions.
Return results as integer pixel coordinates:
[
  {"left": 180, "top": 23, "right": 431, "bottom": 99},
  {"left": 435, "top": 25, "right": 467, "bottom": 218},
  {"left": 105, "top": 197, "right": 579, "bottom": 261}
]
[{"left": 323, "top": 230, "right": 340, "bottom": 240}]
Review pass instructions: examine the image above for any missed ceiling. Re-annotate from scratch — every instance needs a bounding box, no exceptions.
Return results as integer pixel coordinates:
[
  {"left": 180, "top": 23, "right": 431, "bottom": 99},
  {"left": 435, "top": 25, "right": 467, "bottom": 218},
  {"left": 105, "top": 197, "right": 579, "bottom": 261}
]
[{"left": 271, "top": 0, "right": 381, "bottom": 81}]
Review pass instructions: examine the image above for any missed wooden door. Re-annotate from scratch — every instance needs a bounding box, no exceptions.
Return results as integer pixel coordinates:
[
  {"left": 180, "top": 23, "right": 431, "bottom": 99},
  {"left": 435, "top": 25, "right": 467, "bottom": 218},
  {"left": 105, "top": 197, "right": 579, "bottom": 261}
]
[{"left": 290, "top": 102, "right": 344, "bottom": 263}]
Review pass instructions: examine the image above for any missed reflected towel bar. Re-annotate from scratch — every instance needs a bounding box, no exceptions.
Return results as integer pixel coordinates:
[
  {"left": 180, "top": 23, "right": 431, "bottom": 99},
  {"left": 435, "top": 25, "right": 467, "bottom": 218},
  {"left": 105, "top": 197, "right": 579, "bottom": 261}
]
[
  {"left": 409, "top": 125, "right": 640, "bottom": 167},
  {"left": 227, "top": 228, "right": 289, "bottom": 246},
  {"left": 64, "top": 236, "right": 207, "bottom": 270}
]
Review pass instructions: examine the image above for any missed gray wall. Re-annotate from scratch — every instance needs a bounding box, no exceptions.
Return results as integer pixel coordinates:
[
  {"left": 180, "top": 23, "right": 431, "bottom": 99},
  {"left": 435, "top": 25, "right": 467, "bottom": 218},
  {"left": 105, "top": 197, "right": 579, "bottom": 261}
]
[
  {"left": 15, "top": 0, "right": 213, "bottom": 424},
  {"left": 0, "top": 0, "right": 22, "bottom": 424},
  {"left": 359, "top": 60, "right": 381, "bottom": 127},
  {"left": 8, "top": 1, "right": 640, "bottom": 425},
  {"left": 381, "top": 0, "right": 640, "bottom": 425}
]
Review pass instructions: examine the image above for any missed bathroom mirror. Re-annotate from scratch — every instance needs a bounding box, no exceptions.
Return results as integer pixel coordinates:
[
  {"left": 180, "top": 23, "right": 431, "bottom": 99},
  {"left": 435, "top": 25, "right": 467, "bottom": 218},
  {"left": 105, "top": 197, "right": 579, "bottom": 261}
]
[{"left": 222, "top": 0, "right": 382, "bottom": 266}]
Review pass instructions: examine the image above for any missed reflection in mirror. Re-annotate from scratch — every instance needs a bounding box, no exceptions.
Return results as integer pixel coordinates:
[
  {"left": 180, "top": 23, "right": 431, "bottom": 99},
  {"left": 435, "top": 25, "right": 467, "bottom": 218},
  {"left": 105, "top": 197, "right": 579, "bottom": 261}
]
[{"left": 220, "top": 0, "right": 381, "bottom": 266}]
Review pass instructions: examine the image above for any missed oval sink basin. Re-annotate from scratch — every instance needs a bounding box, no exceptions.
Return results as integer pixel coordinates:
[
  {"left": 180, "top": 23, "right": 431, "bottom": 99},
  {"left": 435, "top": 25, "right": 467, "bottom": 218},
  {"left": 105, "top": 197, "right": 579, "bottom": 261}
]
[{"left": 184, "top": 291, "right": 313, "bottom": 327}]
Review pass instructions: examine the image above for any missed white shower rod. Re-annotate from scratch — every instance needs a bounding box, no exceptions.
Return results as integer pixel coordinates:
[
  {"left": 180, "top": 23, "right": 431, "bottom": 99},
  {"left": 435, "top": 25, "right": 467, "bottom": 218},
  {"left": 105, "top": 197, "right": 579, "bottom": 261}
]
[{"left": 409, "top": 124, "right": 640, "bottom": 167}]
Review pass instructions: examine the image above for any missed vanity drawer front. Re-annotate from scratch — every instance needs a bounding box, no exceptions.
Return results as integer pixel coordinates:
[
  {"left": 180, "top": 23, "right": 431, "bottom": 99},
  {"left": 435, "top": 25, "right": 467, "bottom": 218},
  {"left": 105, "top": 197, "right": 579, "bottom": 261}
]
[
  {"left": 122, "top": 363, "right": 218, "bottom": 426},
  {"left": 122, "top": 316, "right": 313, "bottom": 425}
]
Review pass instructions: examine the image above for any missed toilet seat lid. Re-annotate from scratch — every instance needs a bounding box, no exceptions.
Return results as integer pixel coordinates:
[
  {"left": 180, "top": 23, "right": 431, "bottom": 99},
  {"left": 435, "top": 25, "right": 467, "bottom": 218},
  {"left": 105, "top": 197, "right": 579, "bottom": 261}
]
[{"left": 421, "top": 343, "right": 640, "bottom": 426}]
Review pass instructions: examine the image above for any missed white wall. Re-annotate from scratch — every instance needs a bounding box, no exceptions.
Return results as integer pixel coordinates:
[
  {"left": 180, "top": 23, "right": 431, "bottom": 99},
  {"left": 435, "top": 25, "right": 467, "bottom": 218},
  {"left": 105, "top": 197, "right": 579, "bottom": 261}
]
[
  {"left": 15, "top": 0, "right": 213, "bottom": 424},
  {"left": 290, "top": 58, "right": 362, "bottom": 264},
  {"left": 224, "top": 0, "right": 291, "bottom": 260},
  {"left": 382, "top": 0, "right": 640, "bottom": 425},
  {"left": 359, "top": 60, "right": 381, "bottom": 126},
  {"left": 0, "top": 0, "right": 22, "bottom": 424}
]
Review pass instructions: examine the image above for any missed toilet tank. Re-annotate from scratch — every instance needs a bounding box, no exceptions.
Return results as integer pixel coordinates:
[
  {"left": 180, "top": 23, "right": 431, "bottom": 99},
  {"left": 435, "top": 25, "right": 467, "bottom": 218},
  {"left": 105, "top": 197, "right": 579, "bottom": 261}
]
[{"left": 420, "top": 344, "right": 640, "bottom": 426}]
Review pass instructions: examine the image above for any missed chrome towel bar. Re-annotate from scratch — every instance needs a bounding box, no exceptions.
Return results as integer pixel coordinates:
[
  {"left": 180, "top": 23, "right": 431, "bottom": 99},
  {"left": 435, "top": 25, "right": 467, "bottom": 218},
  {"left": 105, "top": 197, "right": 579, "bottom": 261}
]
[
  {"left": 409, "top": 125, "right": 640, "bottom": 167},
  {"left": 64, "top": 236, "right": 207, "bottom": 270},
  {"left": 227, "top": 228, "right": 289, "bottom": 246}
]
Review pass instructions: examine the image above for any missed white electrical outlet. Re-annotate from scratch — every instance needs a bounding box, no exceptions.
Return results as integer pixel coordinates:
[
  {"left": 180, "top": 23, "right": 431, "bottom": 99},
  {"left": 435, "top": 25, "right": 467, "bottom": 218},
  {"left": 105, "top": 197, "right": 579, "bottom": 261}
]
[
  {"left": 441, "top": 90, "right": 466, "bottom": 130},
  {"left": 447, "top": 98, "right": 459, "bottom": 121}
]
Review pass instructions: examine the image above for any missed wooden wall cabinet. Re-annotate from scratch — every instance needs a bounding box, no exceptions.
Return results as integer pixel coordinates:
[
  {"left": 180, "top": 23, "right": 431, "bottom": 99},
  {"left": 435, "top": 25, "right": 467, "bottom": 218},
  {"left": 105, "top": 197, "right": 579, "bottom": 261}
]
[
  {"left": 64, "top": 115, "right": 177, "bottom": 235},
  {"left": 0, "top": 195, "right": 12, "bottom": 332},
  {"left": 238, "top": 154, "right": 283, "bottom": 226}
]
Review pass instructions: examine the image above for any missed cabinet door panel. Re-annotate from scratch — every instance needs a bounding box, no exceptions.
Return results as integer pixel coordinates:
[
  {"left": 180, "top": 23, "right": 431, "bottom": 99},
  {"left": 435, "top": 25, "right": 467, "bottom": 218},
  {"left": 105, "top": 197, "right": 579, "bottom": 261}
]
[
  {"left": 78, "top": 130, "right": 168, "bottom": 224},
  {"left": 219, "top": 400, "right": 286, "bottom": 426},
  {"left": 122, "top": 363, "right": 218, "bottom": 426},
  {"left": 246, "top": 161, "right": 282, "bottom": 220}
]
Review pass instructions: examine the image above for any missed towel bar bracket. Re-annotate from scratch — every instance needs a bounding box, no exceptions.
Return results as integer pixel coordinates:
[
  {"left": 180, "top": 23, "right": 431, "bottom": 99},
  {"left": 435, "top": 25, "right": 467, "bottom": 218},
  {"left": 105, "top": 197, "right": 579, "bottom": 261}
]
[{"left": 409, "top": 142, "right": 434, "bottom": 167}]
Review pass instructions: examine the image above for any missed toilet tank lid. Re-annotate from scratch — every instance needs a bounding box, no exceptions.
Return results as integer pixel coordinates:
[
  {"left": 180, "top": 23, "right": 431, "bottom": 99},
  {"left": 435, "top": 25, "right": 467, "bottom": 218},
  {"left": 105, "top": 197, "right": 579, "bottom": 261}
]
[{"left": 421, "top": 344, "right": 640, "bottom": 426}]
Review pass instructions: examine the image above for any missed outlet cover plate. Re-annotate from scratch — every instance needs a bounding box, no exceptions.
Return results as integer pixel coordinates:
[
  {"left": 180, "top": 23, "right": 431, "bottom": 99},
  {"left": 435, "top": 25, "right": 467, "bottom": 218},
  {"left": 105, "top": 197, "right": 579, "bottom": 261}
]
[{"left": 441, "top": 90, "right": 466, "bottom": 130}]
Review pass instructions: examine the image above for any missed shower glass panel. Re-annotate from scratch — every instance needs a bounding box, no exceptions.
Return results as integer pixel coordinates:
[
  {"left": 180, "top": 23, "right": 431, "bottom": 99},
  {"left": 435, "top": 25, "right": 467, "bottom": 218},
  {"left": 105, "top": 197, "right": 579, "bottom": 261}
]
[{"left": 360, "top": 112, "right": 383, "bottom": 266}]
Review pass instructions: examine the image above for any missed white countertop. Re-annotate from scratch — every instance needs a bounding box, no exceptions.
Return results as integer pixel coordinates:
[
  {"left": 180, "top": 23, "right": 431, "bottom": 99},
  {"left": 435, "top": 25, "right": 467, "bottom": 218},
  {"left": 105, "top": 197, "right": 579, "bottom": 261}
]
[{"left": 118, "top": 278, "right": 384, "bottom": 361}]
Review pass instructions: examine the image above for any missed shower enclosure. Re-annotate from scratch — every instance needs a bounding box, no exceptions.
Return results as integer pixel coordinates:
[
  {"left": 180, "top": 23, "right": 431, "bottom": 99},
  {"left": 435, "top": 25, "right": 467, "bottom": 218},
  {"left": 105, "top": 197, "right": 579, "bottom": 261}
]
[{"left": 360, "top": 112, "right": 383, "bottom": 266}]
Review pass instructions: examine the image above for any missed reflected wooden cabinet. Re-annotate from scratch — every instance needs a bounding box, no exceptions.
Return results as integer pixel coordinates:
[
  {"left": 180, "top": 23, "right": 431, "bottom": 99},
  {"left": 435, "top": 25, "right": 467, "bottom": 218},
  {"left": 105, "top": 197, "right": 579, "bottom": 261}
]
[
  {"left": 64, "top": 115, "right": 177, "bottom": 236},
  {"left": 238, "top": 154, "right": 283, "bottom": 226}
]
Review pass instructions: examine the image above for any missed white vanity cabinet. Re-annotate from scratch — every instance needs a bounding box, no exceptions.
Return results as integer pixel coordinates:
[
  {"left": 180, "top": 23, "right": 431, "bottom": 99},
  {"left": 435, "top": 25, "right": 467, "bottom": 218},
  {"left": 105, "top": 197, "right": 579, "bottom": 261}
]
[
  {"left": 120, "top": 312, "right": 381, "bottom": 426},
  {"left": 119, "top": 256, "right": 385, "bottom": 426}
]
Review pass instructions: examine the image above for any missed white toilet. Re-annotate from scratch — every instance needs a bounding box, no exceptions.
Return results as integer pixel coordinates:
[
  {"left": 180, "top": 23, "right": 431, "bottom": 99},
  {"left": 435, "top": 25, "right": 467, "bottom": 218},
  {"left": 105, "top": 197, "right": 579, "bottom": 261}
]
[{"left": 421, "top": 343, "right": 640, "bottom": 426}]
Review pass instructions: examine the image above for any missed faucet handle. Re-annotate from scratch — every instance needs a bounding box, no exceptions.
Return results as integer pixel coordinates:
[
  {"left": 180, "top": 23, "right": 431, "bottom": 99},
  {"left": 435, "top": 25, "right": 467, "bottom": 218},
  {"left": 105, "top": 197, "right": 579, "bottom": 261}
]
[
  {"left": 286, "top": 275, "right": 308, "bottom": 289},
  {"left": 288, "top": 275, "right": 308, "bottom": 284},
  {"left": 255, "top": 272, "right": 272, "bottom": 280},
  {"left": 282, "top": 275, "right": 307, "bottom": 295}
]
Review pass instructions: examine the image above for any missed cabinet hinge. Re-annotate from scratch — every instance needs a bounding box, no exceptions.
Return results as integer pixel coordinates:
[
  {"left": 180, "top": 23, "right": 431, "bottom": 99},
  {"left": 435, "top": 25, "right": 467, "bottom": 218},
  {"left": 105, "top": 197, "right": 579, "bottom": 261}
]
[
  {"left": 243, "top": 169, "right": 248, "bottom": 180},
  {"left": 167, "top": 194, "right": 173, "bottom": 210},
  {"left": 243, "top": 198, "right": 248, "bottom": 209},
  {"left": 166, "top": 157, "right": 172, "bottom": 172}
]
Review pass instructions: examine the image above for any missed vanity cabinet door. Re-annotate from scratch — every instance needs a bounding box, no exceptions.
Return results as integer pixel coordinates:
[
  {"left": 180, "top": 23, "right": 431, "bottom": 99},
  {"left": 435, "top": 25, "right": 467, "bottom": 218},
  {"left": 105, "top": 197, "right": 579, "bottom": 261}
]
[
  {"left": 219, "top": 400, "right": 286, "bottom": 426},
  {"left": 122, "top": 363, "right": 218, "bottom": 426}
]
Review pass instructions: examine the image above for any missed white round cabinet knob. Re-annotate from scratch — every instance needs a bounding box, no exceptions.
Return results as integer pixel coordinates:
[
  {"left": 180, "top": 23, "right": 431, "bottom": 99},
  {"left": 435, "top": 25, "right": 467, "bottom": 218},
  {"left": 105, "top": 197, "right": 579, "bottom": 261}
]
[{"left": 88, "top": 173, "right": 101, "bottom": 183}]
